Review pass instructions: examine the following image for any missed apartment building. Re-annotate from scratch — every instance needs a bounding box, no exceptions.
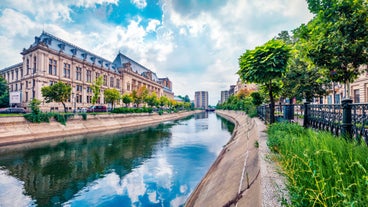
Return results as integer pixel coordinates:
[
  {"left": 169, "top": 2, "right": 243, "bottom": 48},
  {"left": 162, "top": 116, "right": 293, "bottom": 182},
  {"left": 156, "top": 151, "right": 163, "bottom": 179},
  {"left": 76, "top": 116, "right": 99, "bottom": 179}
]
[{"left": 194, "top": 91, "right": 208, "bottom": 109}]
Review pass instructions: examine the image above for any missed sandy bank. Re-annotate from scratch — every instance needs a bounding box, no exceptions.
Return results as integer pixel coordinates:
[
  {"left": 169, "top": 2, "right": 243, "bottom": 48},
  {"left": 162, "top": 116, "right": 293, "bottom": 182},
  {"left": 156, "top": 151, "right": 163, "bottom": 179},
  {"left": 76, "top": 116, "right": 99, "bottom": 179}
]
[
  {"left": 0, "top": 110, "right": 200, "bottom": 147},
  {"left": 185, "top": 110, "right": 287, "bottom": 207}
]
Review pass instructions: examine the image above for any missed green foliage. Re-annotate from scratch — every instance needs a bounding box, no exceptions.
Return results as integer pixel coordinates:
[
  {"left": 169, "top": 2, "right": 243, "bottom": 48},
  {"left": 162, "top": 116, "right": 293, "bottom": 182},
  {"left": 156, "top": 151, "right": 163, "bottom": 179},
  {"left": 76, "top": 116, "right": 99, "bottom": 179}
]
[
  {"left": 121, "top": 93, "right": 133, "bottom": 107},
  {"left": 238, "top": 39, "right": 291, "bottom": 123},
  {"left": 79, "top": 113, "right": 87, "bottom": 120},
  {"left": 216, "top": 94, "right": 257, "bottom": 117},
  {"left": 24, "top": 113, "right": 52, "bottom": 123},
  {"left": 296, "top": 0, "right": 368, "bottom": 96},
  {"left": 53, "top": 113, "right": 74, "bottom": 125},
  {"left": 111, "top": 107, "right": 153, "bottom": 114},
  {"left": 23, "top": 98, "right": 52, "bottom": 123},
  {"left": 41, "top": 81, "right": 72, "bottom": 113},
  {"left": 267, "top": 122, "right": 368, "bottom": 206},
  {"left": 103, "top": 88, "right": 121, "bottom": 108},
  {"left": 91, "top": 76, "right": 103, "bottom": 105},
  {"left": 0, "top": 76, "right": 9, "bottom": 108},
  {"left": 145, "top": 92, "right": 159, "bottom": 107},
  {"left": 29, "top": 99, "right": 41, "bottom": 115},
  {"left": 250, "top": 92, "right": 264, "bottom": 106}
]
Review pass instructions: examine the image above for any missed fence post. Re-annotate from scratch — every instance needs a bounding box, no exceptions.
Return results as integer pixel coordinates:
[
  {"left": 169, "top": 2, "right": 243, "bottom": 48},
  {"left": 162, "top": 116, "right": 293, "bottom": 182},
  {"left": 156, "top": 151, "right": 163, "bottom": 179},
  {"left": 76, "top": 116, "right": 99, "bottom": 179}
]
[
  {"left": 341, "top": 99, "right": 353, "bottom": 139},
  {"left": 303, "top": 102, "right": 309, "bottom": 128}
]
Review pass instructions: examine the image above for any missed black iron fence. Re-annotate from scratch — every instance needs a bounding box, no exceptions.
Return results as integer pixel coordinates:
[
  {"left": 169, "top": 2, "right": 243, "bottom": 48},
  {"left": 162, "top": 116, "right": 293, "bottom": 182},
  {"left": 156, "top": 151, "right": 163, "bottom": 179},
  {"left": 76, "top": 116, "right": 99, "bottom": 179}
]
[{"left": 257, "top": 99, "right": 368, "bottom": 144}]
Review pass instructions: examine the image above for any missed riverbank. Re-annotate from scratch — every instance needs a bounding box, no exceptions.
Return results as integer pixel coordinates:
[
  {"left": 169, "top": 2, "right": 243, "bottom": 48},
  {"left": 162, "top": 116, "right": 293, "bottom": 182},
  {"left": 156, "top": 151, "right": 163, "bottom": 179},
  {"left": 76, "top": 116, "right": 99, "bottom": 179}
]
[
  {"left": 0, "top": 110, "right": 201, "bottom": 148},
  {"left": 185, "top": 110, "right": 287, "bottom": 207}
]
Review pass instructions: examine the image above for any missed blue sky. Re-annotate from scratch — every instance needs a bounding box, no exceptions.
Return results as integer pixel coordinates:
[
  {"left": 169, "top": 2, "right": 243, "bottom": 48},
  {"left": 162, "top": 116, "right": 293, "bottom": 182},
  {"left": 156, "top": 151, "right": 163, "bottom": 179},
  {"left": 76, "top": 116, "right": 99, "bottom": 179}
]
[{"left": 0, "top": 0, "right": 313, "bottom": 105}]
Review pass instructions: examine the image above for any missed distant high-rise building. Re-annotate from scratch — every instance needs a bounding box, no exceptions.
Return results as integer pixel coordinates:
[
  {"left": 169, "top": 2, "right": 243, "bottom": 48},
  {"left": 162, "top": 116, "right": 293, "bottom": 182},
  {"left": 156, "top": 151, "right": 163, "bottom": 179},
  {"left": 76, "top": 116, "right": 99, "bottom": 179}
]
[
  {"left": 220, "top": 90, "right": 229, "bottom": 104},
  {"left": 194, "top": 91, "right": 208, "bottom": 109},
  {"left": 229, "top": 85, "right": 236, "bottom": 96}
]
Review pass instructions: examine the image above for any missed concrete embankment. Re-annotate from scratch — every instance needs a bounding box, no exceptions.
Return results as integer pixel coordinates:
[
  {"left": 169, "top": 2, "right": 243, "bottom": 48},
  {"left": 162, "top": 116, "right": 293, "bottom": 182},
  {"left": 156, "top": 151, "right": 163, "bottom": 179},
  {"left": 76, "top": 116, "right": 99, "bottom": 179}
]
[
  {"left": 0, "top": 110, "right": 200, "bottom": 147},
  {"left": 185, "top": 110, "right": 287, "bottom": 207}
]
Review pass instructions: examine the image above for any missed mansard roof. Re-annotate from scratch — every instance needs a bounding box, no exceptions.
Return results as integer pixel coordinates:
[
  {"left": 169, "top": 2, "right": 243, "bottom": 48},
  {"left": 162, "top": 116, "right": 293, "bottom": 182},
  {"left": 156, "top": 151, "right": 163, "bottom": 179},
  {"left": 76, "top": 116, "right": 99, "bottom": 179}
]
[
  {"left": 112, "top": 53, "right": 159, "bottom": 81},
  {"left": 30, "top": 31, "right": 117, "bottom": 72}
]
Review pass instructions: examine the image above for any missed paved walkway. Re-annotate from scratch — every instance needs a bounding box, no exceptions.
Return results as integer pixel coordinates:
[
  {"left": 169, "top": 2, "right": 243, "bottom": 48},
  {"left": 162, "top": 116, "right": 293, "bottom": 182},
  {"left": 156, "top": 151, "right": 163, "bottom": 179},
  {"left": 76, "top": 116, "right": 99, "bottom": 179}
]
[{"left": 185, "top": 110, "right": 288, "bottom": 207}]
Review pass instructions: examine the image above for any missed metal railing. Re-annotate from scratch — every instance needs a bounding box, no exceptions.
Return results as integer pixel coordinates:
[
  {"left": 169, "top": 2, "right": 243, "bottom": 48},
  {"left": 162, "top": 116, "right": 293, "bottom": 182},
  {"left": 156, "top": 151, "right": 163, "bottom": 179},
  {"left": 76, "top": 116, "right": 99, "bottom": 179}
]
[{"left": 257, "top": 99, "right": 368, "bottom": 144}]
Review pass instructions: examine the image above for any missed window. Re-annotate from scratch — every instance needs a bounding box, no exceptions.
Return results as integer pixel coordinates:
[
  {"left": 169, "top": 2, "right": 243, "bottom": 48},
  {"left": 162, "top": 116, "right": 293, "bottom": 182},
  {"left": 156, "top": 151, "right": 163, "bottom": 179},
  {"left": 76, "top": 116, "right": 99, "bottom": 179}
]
[
  {"left": 110, "top": 77, "right": 114, "bottom": 87},
  {"left": 116, "top": 79, "right": 120, "bottom": 88},
  {"left": 127, "top": 82, "right": 130, "bottom": 91},
  {"left": 354, "top": 89, "right": 360, "bottom": 103},
  {"left": 76, "top": 95, "right": 82, "bottom": 103},
  {"left": 20, "top": 69, "right": 23, "bottom": 77},
  {"left": 25, "top": 92, "right": 28, "bottom": 102},
  {"left": 11, "top": 70, "right": 14, "bottom": 80},
  {"left": 64, "top": 63, "right": 70, "bottom": 78},
  {"left": 49, "top": 81, "right": 54, "bottom": 86},
  {"left": 15, "top": 84, "right": 18, "bottom": 91},
  {"left": 103, "top": 75, "right": 107, "bottom": 86},
  {"left": 26, "top": 58, "right": 30, "bottom": 75},
  {"left": 76, "top": 67, "right": 82, "bottom": 81},
  {"left": 96, "top": 72, "right": 100, "bottom": 79},
  {"left": 87, "top": 86, "right": 92, "bottom": 93},
  {"left": 15, "top": 69, "right": 18, "bottom": 80},
  {"left": 76, "top": 85, "right": 82, "bottom": 92},
  {"left": 87, "top": 96, "right": 92, "bottom": 103},
  {"left": 49, "top": 59, "right": 57, "bottom": 75},
  {"left": 33, "top": 56, "right": 37, "bottom": 74},
  {"left": 86, "top": 70, "right": 92, "bottom": 83}
]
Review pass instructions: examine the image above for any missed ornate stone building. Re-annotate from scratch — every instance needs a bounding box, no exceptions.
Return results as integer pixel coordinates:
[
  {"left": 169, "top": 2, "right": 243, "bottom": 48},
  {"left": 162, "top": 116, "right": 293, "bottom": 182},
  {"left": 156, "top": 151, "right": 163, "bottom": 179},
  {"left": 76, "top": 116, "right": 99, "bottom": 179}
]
[{"left": 0, "top": 31, "right": 173, "bottom": 111}]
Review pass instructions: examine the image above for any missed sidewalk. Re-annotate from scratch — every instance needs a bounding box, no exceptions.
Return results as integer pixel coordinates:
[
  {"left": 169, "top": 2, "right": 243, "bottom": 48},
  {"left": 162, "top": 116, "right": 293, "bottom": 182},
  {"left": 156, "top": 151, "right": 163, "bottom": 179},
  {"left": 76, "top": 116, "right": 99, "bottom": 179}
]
[{"left": 185, "top": 110, "right": 288, "bottom": 207}]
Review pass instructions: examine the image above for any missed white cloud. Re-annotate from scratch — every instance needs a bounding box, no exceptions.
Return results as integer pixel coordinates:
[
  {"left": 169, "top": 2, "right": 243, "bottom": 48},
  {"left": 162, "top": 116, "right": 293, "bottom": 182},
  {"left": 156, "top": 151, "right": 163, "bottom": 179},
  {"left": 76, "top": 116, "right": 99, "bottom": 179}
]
[
  {"left": 0, "top": 0, "right": 313, "bottom": 104},
  {"left": 0, "top": 169, "right": 35, "bottom": 207},
  {"left": 130, "top": 0, "right": 147, "bottom": 9}
]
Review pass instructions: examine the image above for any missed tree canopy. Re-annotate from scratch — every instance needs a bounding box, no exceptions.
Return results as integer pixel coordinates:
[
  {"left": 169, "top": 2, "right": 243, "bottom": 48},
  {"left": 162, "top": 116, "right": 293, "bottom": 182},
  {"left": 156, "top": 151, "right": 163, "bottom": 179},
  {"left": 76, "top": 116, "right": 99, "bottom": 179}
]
[
  {"left": 295, "top": 0, "right": 368, "bottom": 97},
  {"left": 0, "top": 76, "right": 9, "bottom": 108},
  {"left": 41, "top": 81, "right": 72, "bottom": 113},
  {"left": 92, "top": 76, "right": 103, "bottom": 105},
  {"left": 238, "top": 39, "right": 290, "bottom": 123},
  {"left": 104, "top": 88, "right": 121, "bottom": 109}
]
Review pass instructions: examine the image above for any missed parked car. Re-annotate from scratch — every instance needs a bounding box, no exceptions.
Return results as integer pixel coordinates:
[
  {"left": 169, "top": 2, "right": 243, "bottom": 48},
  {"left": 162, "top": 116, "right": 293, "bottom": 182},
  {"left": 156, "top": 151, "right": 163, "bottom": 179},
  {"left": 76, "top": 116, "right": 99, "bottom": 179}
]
[
  {"left": 77, "top": 108, "right": 88, "bottom": 113},
  {"left": 87, "top": 105, "right": 107, "bottom": 112},
  {"left": 0, "top": 107, "right": 27, "bottom": 114}
]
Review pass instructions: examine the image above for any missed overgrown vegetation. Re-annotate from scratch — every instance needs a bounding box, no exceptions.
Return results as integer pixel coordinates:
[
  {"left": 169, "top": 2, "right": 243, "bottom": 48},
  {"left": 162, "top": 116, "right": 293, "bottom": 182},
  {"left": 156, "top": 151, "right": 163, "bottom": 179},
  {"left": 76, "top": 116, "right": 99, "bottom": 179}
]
[
  {"left": 216, "top": 90, "right": 263, "bottom": 118},
  {"left": 267, "top": 122, "right": 368, "bottom": 206},
  {"left": 111, "top": 107, "right": 153, "bottom": 114}
]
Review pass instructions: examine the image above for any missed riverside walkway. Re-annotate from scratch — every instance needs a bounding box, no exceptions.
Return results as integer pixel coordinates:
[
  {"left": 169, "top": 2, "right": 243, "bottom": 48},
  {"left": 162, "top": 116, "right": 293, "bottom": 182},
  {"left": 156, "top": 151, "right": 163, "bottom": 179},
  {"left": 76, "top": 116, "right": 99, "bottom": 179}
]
[{"left": 185, "top": 110, "right": 287, "bottom": 207}]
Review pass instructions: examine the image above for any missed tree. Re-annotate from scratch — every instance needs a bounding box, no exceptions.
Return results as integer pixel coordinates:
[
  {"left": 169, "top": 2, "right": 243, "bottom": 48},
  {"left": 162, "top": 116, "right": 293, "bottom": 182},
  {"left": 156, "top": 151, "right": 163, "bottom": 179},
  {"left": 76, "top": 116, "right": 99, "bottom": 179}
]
[
  {"left": 92, "top": 76, "right": 103, "bottom": 105},
  {"left": 296, "top": 0, "right": 368, "bottom": 98},
  {"left": 238, "top": 39, "right": 291, "bottom": 123},
  {"left": 41, "top": 81, "right": 72, "bottom": 113},
  {"left": 104, "top": 88, "right": 121, "bottom": 109},
  {"left": 121, "top": 93, "right": 133, "bottom": 107},
  {"left": 250, "top": 92, "right": 264, "bottom": 106},
  {"left": 133, "top": 86, "right": 149, "bottom": 107},
  {"left": 145, "top": 92, "right": 159, "bottom": 108},
  {"left": 0, "top": 76, "right": 9, "bottom": 108},
  {"left": 159, "top": 96, "right": 169, "bottom": 108}
]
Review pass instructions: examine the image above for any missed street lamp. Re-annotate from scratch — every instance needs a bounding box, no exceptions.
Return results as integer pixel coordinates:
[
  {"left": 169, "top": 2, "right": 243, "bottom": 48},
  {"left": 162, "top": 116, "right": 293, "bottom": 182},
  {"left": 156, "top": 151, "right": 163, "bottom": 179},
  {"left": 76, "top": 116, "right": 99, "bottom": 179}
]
[{"left": 72, "top": 92, "right": 76, "bottom": 113}]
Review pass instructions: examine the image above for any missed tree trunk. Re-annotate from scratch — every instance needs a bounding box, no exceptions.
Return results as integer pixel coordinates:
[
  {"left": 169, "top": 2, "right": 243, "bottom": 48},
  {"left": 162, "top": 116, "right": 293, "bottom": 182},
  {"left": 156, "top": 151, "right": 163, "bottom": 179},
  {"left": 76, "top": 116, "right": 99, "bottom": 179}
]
[
  {"left": 62, "top": 101, "right": 67, "bottom": 113},
  {"left": 269, "top": 82, "right": 275, "bottom": 124}
]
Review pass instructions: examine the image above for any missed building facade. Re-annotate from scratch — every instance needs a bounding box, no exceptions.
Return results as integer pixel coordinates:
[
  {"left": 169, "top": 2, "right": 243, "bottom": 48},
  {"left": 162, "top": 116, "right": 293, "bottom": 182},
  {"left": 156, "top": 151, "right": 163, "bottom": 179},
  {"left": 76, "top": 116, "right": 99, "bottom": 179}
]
[
  {"left": 220, "top": 90, "right": 229, "bottom": 104},
  {"left": 194, "top": 91, "right": 208, "bottom": 109},
  {"left": 0, "top": 32, "right": 173, "bottom": 111}
]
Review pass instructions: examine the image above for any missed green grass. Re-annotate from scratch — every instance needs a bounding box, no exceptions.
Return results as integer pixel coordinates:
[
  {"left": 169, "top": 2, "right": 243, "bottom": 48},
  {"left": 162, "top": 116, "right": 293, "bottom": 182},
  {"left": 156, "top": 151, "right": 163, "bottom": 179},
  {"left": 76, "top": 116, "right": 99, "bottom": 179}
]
[
  {"left": 267, "top": 122, "right": 368, "bottom": 207},
  {"left": 0, "top": 113, "right": 25, "bottom": 117}
]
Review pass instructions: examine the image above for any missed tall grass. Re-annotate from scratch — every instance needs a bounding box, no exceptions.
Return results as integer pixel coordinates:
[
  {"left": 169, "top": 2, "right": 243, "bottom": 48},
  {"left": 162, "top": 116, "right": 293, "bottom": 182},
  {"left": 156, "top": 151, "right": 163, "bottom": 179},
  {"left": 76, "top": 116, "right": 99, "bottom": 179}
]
[{"left": 267, "top": 122, "right": 368, "bottom": 206}]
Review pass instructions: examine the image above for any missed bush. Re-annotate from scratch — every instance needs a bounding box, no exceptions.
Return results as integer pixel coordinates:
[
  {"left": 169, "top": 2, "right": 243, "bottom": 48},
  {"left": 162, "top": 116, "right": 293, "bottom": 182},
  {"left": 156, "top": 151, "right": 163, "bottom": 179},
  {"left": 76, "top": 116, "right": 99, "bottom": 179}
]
[
  {"left": 79, "top": 113, "right": 87, "bottom": 120},
  {"left": 53, "top": 113, "right": 74, "bottom": 125},
  {"left": 111, "top": 107, "right": 154, "bottom": 114},
  {"left": 267, "top": 122, "right": 368, "bottom": 206},
  {"left": 24, "top": 113, "right": 52, "bottom": 123}
]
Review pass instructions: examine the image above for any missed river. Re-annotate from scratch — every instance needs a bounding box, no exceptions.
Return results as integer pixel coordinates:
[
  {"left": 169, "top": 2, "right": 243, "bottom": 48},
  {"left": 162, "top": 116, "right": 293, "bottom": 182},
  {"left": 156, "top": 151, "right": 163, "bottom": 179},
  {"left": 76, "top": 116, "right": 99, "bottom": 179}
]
[{"left": 0, "top": 112, "right": 234, "bottom": 207}]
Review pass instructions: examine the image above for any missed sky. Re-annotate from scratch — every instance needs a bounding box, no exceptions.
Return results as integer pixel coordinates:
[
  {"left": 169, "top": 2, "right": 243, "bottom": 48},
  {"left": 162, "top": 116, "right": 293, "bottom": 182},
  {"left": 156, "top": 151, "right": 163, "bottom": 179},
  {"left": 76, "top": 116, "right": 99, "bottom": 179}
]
[{"left": 0, "top": 0, "right": 314, "bottom": 105}]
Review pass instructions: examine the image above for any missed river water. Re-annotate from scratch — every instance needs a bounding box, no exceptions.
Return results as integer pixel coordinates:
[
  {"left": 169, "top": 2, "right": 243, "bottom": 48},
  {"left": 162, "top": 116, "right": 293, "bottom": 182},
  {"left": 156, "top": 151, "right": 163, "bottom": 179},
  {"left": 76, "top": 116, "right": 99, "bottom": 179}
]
[{"left": 0, "top": 112, "right": 234, "bottom": 207}]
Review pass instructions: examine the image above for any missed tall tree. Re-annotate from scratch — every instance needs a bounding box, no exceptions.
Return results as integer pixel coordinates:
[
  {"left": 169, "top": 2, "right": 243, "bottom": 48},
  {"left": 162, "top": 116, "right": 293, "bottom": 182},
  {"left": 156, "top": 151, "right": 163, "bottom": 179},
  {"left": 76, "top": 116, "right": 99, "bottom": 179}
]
[
  {"left": 296, "top": 0, "right": 368, "bottom": 98},
  {"left": 0, "top": 76, "right": 9, "bottom": 108},
  {"left": 91, "top": 76, "right": 103, "bottom": 105},
  {"left": 41, "top": 81, "right": 72, "bottom": 113},
  {"left": 133, "top": 86, "right": 149, "bottom": 107},
  {"left": 104, "top": 88, "right": 121, "bottom": 109},
  {"left": 238, "top": 39, "right": 291, "bottom": 123}
]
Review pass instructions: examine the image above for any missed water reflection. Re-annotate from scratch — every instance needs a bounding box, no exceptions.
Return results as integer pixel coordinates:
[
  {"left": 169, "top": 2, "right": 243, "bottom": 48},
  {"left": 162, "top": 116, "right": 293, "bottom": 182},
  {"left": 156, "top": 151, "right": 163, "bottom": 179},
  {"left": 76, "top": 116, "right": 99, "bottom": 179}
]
[{"left": 0, "top": 112, "right": 234, "bottom": 207}]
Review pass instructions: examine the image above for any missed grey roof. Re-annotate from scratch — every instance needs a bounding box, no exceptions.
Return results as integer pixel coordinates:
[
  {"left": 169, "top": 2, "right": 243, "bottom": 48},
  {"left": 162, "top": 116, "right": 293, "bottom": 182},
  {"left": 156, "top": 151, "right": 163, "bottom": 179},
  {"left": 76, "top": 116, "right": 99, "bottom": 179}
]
[
  {"left": 112, "top": 53, "right": 159, "bottom": 81},
  {"left": 33, "top": 31, "right": 117, "bottom": 71}
]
